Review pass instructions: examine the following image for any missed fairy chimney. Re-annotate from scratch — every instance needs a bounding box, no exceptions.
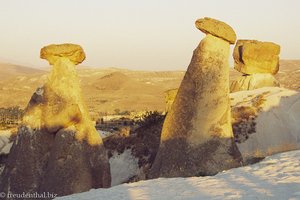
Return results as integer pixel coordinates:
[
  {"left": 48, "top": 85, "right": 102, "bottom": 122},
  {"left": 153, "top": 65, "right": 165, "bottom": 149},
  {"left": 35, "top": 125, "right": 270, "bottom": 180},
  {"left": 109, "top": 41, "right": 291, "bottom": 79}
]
[
  {"left": 150, "top": 18, "right": 242, "bottom": 178},
  {"left": 0, "top": 44, "right": 111, "bottom": 198}
]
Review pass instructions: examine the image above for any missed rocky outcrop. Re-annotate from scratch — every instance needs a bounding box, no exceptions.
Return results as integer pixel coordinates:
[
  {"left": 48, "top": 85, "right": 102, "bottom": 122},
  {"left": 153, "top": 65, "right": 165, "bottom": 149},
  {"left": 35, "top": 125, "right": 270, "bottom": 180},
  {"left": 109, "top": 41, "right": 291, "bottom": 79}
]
[
  {"left": 149, "top": 18, "right": 242, "bottom": 178},
  {"left": 231, "top": 87, "right": 300, "bottom": 163},
  {"left": 106, "top": 86, "right": 300, "bottom": 184},
  {"left": 0, "top": 44, "right": 111, "bottom": 198},
  {"left": 155, "top": 86, "right": 300, "bottom": 162},
  {"left": 164, "top": 89, "right": 178, "bottom": 113},
  {"left": 230, "top": 73, "right": 280, "bottom": 93},
  {"left": 231, "top": 40, "right": 281, "bottom": 92},
  {"left": 233, "top": 40, "right": 280, "bottom": 75}
]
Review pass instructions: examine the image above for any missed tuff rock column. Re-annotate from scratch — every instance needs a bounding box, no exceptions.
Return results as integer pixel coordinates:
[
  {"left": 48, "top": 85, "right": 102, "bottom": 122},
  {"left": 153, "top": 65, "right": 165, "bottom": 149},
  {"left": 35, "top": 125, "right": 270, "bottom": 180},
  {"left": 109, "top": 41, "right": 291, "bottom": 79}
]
[
  {"left": 149, "top": 18, "right": 242, "bottom": 178},
  {"left": 0, "top": 44, "right": 111, "bottom": 198},
  {"left": 34, "top": 43, "right": 102, "bottom": 145}
]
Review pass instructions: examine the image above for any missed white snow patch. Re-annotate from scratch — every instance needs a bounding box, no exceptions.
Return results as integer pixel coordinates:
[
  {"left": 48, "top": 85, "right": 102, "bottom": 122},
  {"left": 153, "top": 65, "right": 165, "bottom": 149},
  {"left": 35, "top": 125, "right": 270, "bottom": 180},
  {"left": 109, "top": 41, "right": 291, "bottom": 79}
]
[
  {"left": 109, "top": 149, "right": 140, "bottom": 186},
  {"left": 97, "top": 130, "right": 114, "bottom": 139},
  {"left": 231, "top": 87, "right": 300, "bottom": 159},
  {"left": 0, "top": 165, "right": 4, "bottom": 175},
  {"left": 0, "top": 130, "right": 13, "bottom": 155},
  {"left": 1, "top": 142, "right": 13, "bottom": 155},
  {"left": 57, "top": 150, "right": 300, "bottom": 200}
]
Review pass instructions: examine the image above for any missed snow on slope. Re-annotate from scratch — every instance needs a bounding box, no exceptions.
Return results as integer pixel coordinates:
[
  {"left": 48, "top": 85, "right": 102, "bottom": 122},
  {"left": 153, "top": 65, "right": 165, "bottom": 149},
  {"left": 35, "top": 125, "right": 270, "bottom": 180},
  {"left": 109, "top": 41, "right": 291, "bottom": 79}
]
[
  {"left": 109, "top": 149, "right": 140, "bottom": 186},
  {"left": 231, "top": 87, "right": 300, "bottom": 161},
  {"left": 57, "top": 150, "right": 300, "bottom": 200}
]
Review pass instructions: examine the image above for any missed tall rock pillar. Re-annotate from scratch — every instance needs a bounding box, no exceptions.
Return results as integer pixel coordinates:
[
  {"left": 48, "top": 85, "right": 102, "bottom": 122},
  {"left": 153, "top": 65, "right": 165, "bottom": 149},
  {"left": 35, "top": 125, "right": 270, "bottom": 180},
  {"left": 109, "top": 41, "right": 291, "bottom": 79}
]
[
  {"left": 150, "top": 18, "right": 242, "bottom": 178},
  {"left": 0, "top": 44, "right": 111, "bottom": 198}
]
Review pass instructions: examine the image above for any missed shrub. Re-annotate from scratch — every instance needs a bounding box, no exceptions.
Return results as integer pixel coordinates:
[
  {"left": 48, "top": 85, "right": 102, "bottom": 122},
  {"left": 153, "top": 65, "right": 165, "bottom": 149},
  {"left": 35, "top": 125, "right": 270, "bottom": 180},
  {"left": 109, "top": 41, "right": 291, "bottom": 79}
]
[
  {"left": 0, "top": 106, "right": 24, "bottom": 129},
  {"left": 137, "top": 111, "right": 165, "bottom": 127}
]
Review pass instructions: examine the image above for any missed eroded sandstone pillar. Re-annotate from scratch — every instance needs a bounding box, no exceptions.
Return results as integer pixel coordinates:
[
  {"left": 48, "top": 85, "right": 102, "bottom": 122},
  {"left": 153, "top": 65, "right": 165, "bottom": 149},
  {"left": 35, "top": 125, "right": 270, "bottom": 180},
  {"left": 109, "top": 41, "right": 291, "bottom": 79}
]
[
  {"left": 0, "top": 44, "right": 111, "bottom": 198},
  {"left": 149, "top": 18, "right": 242, "bottom": 178},
  {"left": 25, "top": 43, "right": 102, "bottom": 145}
]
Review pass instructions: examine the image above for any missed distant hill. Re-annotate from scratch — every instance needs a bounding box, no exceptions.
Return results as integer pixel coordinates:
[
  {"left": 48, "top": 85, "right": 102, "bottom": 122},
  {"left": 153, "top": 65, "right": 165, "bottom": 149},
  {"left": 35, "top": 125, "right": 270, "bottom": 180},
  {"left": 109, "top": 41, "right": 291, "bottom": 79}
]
[
  {"left": 0, "top": 60, "right": 299, "bottom": 117},
  {"left": 274, "top": 60, "right": 300, "bottom": 91},
  {"left": 93, "top": 71, "right": 162, "bottom": 92},
  {"left": 0, "top": 63, "right": 45, "bottom": 80},
  {"left": 85, "top": 71, "right": 170, "bottom": 113},
  {"left": 0, "top": 65, "right": 183, "bottom": 115},
  {"left": 279, "top": 60, "right": 300, "bottom": 71},
  {"left": 94, "top": 72, "right": 132, "bottom": 90}
]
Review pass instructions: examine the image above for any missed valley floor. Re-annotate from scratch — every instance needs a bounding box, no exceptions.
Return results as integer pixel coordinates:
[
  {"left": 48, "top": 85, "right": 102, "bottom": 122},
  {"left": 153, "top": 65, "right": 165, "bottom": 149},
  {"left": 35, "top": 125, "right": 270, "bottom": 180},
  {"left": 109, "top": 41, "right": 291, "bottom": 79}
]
[{"left": 57, "top": 150, "right": 300, "bottom": 200}]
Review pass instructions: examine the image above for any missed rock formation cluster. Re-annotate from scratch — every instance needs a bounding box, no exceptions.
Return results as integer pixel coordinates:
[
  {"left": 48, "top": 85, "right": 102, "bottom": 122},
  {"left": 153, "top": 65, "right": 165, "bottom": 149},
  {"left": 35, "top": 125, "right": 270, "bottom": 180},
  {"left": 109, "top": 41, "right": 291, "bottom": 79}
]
[
  {"left": 1, "top": 16, "right": 297, "bottom": 199},
  {"left": 0, "top": 44, "right": 111, "bottom": 198},
  {"left": 230, "top": 40, "right": 281, "bottom": 92},
  {"left": 150, "top": 17, "right": 242, "bottom": 178}
]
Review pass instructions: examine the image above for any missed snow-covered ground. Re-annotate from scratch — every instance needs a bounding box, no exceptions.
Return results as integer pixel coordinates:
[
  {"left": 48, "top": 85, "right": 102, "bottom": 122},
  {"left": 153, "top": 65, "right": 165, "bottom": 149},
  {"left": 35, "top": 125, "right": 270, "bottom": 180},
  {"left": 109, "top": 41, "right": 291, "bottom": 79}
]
[
  {"left": 109, "top": 149, "right": 140, "bottom": 186},
  {"left": 57, "top": 150, "right": 300, "bottom": 200},
  {"left": 231, "top": 87, "right": 300, "bottom": 160}
]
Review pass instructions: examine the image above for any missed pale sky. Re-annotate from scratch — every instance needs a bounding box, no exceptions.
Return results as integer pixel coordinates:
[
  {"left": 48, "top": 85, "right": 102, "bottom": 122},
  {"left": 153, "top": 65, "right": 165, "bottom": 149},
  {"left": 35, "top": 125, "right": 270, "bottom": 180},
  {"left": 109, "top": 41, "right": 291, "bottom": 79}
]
[{"left": 0, "top": 0, "right": 299, "bottom": 70}]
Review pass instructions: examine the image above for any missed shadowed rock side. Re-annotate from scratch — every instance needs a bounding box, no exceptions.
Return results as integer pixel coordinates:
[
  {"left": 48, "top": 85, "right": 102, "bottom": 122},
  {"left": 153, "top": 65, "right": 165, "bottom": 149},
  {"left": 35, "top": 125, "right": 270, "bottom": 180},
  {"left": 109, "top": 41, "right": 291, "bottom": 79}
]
[
  {"left": 0, "top": 44, "right": 111, "bottom": 198},
  {"left": 149, "top": 18, "right": 242, "bottom": 178}
]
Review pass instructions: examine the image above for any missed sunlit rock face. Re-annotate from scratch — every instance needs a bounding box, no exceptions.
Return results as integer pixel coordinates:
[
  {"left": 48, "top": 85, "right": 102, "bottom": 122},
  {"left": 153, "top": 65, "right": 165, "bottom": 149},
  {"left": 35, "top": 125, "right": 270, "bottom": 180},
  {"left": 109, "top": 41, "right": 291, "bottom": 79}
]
[
  {"left": 0, "top": 44, "right": 111, "bottom": 198},
  {"left": 231, "top": 40, "right": 281, "bottom": 92},
  {"left": 150, "top": 18, "right": 242, "bottom": 178},
  {"left": 233, "top": 40, "right": 280, "bottom": 75},
  {"left": 230, "top": 73, "right": 280, "bottom": 93},
  {"left": 24, "top": 44, "right": 101, "bottom": 145}
]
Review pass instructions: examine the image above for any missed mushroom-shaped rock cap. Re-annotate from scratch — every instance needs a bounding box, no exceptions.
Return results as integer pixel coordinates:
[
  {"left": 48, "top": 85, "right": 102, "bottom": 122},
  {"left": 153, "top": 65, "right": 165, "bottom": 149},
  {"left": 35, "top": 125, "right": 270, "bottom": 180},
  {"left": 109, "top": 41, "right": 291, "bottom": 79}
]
[
  {"left": 195, "top": 17, "right": 236, "bottom": 44},
  {"left": 40, "top": 43, "right": 86, "bottom": 65}
]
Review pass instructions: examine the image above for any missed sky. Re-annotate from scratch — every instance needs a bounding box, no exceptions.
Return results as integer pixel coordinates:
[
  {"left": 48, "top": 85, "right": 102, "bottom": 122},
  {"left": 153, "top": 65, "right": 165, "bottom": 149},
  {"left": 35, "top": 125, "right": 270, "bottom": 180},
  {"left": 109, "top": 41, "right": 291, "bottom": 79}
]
[{"left": 0, "top": 0, "right": 299, "bottom": 70}]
